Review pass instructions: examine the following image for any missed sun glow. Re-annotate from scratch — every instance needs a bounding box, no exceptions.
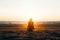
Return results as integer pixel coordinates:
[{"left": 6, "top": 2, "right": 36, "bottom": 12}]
[{"left": 22, "top": 13, "right": 39, "bottom": 22}]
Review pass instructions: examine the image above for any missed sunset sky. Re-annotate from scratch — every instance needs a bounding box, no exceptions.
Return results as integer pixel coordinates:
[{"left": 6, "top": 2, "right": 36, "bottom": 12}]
[{"left": 0, "top": 0, "right": 60, "bottom": 21}]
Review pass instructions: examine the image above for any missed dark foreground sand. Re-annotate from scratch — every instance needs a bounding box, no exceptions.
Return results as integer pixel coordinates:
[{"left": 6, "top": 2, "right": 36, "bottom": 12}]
[
  {"left": 0, "top": 24, "right": 60, "bottom": 40},
  {"left": 0, "top": 30, "right": 60, "bottom": 40}
]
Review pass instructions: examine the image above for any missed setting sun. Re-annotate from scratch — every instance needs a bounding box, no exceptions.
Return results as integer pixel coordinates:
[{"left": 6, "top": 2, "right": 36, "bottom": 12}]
[{"left": 22, "top": 13, "right": 39, "bottom": 22}]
